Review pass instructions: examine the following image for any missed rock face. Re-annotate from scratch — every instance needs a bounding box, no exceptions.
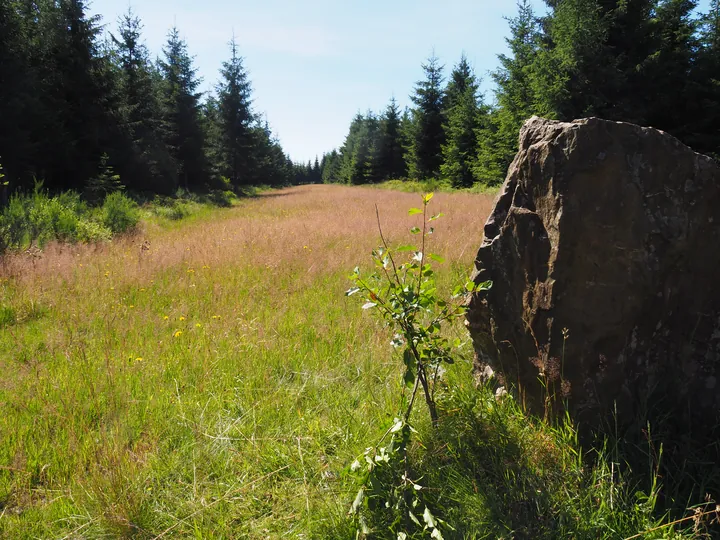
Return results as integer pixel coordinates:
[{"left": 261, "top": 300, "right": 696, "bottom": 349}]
[{"left": 467, "top": 116, "right": 720, "bottom": 431}]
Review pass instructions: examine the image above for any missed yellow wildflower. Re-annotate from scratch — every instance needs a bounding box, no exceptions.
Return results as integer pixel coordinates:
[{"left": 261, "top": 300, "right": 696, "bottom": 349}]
[{"left": 173, "top": 330, "right": 183, "bottom": 338}]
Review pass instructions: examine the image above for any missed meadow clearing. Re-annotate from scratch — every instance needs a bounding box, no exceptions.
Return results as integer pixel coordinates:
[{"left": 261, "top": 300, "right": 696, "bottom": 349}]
[{"left": 0, "top": 185, "right": 707, "bottom": 538}]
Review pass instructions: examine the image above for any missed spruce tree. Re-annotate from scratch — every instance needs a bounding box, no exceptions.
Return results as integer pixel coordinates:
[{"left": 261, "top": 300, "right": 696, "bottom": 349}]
[
  {"left": 249, "top": 121, "right": 291, "bottom": 187},
  {"left": 441, "top": 58, "right": 484, "bottom": 188},
  {"left": 339, "top": 113, "right": 379, "bottom": 184},
  {"left": 475, "top": 0, "right": 541, "bottom": 184},
  {"left": 644, "top": 0, "right": 698, "bottom": 133},
  {"left": 321, "top": 150, "right": 342, "bottom": 183},
  {"left": 377, "top": 97, "right": 407, "bottom": 180},
  {"left": 684, "top": 0, "right": 720, "bottom": 156},
  {"left": 215, "top": 37, "right": 254, "bottom": 186},
  {"left": 159, "top": 27, "right": 208, "bottom": 191},
  {"left": 407, "top": 55, "right": 446, "bottom": 180},
  {"left": 0, "top": 0, "right": 35, "bottom": 190},
  {"left": 444, "top": 53, "right": 478, "bottom": 112},
  {"left": 112, "top": 8, "right": 176, "bottom": 193},
  {"left": 24, "top": 0, "right": 117, "bottom": 191}
]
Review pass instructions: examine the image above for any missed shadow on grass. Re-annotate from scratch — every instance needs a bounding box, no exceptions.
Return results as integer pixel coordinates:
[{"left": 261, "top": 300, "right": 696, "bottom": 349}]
[{"left": 319, "top": 375, "right": 720, "bottom": 539}]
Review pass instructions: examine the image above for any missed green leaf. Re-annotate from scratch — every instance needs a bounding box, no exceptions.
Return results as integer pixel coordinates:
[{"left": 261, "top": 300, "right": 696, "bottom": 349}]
[
  {"left": 423, "top": 506, "right": 437, "bottom": 528},
  {"left": 423, "top": 192, "right": 434, "bottom": 204},
  {"left": 398, "top": 533, "right": 408, "bottom": 540},
  {"left": 390, "top": 418, "right": 404, "bottom": 433},
  {"left": 428, "top": 253, "right": 445, "bottom": 264},
  {"left": 395, "top": 244, "right": 415, "bottom": 252},
  {"left": 477, "top": 280, "right": 493, "bottom": 292},
  {"left": 403, "top": 366, "right": 415, "bottom": 386},
  {"left": 362, "top": 302, "right": 377, "bottom": 310},
  {"left": 429, "top": 213, "right": 444, "bottom": 221},
  {"left": 345, "top": 287, "right": 361, "bottom": 296},
  {"left": 403, "top": 348, "right": 414, "bottom": 367},
  {"left": 431, "top": 529, "right": 444, "bottom": 540},
  {"left": 360, "top": 516, "right": 371, "bottom": 534},
  {"left": 409, "top": 511, "right": 422, "bottom": 526},
  {"left": 410, "top": 227, "right": 421, "bottom": 234},
  {"left": 351, "top": 488, "right": 364, "bottom": 514},
  {"left": 408, "top": 207, "right": 423, "bottom": 215}
]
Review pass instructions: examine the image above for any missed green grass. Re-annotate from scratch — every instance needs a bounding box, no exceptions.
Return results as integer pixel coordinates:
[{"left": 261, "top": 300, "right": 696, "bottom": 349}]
[
  {"left": 376, "top": 179, "right": 501, "bottom": 196},
  {"left": 0, "top": 185, "right": 714, "bottom": 538}
]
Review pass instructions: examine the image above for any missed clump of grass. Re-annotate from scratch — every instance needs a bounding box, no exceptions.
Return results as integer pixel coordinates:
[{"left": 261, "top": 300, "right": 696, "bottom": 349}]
[
  {"left": 377, "top": 178, "right": 501, "bottom": 196},
  {"left": 101, "top": 192, "right": 139, "bottom": 234},
  {"left": 0, "top": 305, "right": 16, "bottom": 327}
]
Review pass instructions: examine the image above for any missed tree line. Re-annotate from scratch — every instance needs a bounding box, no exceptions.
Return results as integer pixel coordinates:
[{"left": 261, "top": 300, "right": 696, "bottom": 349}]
[
  {"left": 0, "top": 0, "right": 295, "bottom": 197},
  {"left": 321, "top": 0, "right": 720, "bottom": 188}
]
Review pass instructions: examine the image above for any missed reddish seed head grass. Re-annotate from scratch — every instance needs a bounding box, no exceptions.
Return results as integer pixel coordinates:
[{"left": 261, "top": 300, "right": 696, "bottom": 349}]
[{"left": 0, "top": 185, "right": 497, "bottom": 296}]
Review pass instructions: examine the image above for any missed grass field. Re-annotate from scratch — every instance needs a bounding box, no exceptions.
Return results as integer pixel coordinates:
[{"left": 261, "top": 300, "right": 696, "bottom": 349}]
[{"left": 0, "top": 185, "right": 712, "bottom": 538}]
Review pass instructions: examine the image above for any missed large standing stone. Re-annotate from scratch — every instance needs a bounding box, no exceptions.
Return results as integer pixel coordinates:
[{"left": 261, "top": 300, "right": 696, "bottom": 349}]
[{"left": 466, "top": 116, "right": 720, "bottom": 431}]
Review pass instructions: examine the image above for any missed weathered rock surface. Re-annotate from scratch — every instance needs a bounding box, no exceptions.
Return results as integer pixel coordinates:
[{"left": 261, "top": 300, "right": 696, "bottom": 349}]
[{"left": 467, "top": 116, "right": 720, "bottom": 431}]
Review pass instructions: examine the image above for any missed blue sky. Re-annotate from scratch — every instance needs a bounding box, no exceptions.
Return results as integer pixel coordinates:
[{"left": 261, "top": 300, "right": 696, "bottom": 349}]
[{"left": 88, "top": 0, "right": 711, "bottom": 163}]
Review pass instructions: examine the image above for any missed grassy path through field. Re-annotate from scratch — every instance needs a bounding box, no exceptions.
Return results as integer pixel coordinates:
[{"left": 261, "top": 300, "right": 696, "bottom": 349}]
[{"left": 0, "top": 185, "right": 492, "bottom": 538}]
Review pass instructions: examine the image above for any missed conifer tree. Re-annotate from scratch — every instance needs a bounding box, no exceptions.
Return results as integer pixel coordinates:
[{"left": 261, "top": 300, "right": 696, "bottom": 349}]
[
  {"left": 159, "top": 27, "right": 208, "bottom": 191},
  {"left": 321, "top": 150, "right": 342, "bottom": 183},
  {"left": 441, "top": 58, "right": 484, "bottom": 188},
  {"left": 444, "top": 53, "right": 478, "bottom": 112},
  {"left": 338, "top": 113, "right": 380, "bottom": 185},
  {"left": 215, "top": 37, "right": 254, "bottom": 186},
  {"left": 684, "top": 0, "right": 720, "bottom": 156},
  {"left": 475, "top": 0, "right": 540, "bottom": 184},
  {"left": 377, "top": 97, "right": 407, "bottom": 180},
  {"left": 25, "top": 0, "right": 117, "bottom": 191},
  {"left": 643, "top": 0, "right": 698, "bottom": 133},
  {"left": 0, "top": 0, "right": 35, "bottom": 190},
  {"left": 112, "top": 8, "right": 176, "bottom": 193},
  {"left": 407, "top": 55, "right": 446, "bottom": 180}
]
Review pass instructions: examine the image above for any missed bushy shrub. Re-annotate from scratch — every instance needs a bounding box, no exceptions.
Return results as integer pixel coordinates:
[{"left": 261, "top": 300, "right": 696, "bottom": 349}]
[
  {"left": 1, "top": 194, "right": 31, "bottom": 249},
  {"left": 207, "top": 189, "right": 236, "bottom": 207},
  {"left": 0, "top": 186, "right": 97, "bottom": 249},
  {"left": 101, "top": 191, "right": 139, "bottom": 234},
  {"left": 151, "top": 198, "right": 195, "bottom": 220},
  {"left": 75, "top": 219, "right": 112, "bottom": 243}
]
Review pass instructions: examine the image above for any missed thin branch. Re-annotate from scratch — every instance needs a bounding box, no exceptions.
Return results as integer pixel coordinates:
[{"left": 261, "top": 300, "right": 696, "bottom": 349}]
[
  {"left": 623, "top": 506, "right": 720, "bottom": 540},
  {"left": 375, "top": 204, "right": 401, "bottom": 285}
]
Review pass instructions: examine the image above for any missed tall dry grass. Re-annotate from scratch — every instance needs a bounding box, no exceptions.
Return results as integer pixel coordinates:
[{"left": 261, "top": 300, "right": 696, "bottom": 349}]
[{"left": 0, "top": 185, "right": 494, "bottom": 293}]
